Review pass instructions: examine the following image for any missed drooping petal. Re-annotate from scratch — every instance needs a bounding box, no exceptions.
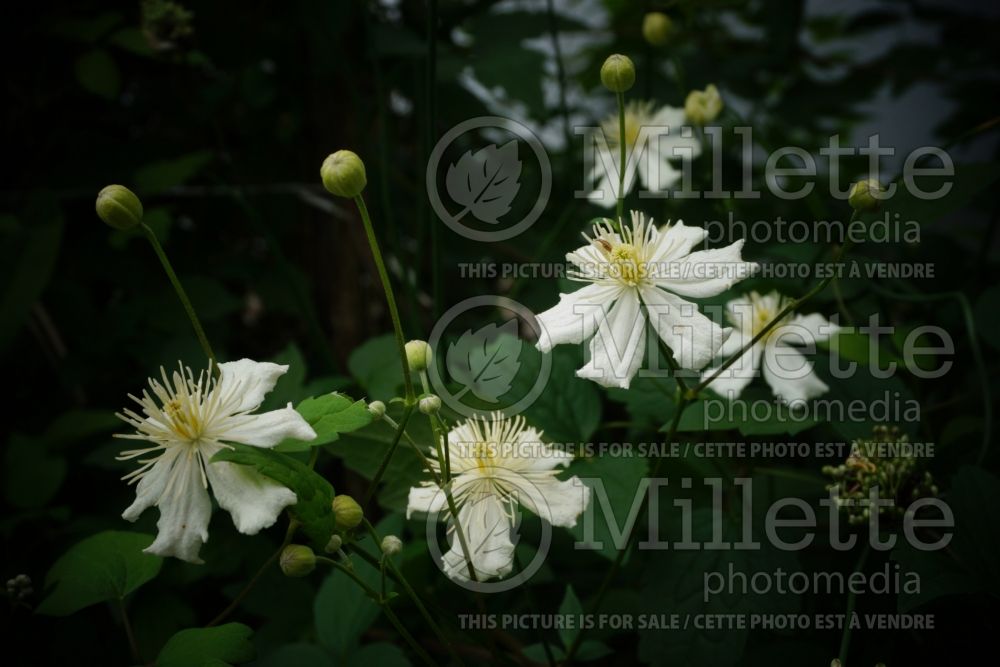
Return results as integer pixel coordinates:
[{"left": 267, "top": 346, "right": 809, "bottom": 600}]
[
  {"left": 496, "top": 470, "right": 591, "bottom": 528},
  {"left": 220, "top": 404, "right": 317, "bottom": 448},
  {"left": 206, "top": 460, "right": 297, "bottom": 535},
  {"left": 122, "top": 452, "right": 172, "bottom": 522},
  {"left": 442, "top": 491, "right": 516, "bottom": 582},
  {"left": 218, "top": 359, "right": 290, "bottom": 413},
  {"left": 701, "top": 330, "right": 764, "bottom": 399},
  {"left": 513, "top": 428, "right": 575, "bottom": 472},
  {"left": 762, "top": 344, "right": 830, "bottom": 403},
  {"left": 653, "top": 240, "right": 758, "bottom": 298},
  {"left": 143, "top": 450, "right": 212, "bottom": 564},
  {"left": 576, "top": 289, "right": 646, "bottom": 389},
  {"left": 647, "top": 219, "right": 708, "bottom": 265},
  {"left": 534, "top": 283, "right": 623, "bottom": 353},
  {"left": 642, "top": 286, "right": 729, "bottom": 370}
]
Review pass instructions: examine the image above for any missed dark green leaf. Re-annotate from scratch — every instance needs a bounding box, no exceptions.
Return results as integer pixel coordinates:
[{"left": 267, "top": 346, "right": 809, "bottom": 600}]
[{"left": 157, "top": 623, "right": 255, "bottom": 667}]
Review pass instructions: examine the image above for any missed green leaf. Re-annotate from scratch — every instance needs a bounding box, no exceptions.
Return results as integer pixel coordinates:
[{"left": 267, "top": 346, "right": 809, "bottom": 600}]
[
  {"left": 74, "top": 49, "right": 120, "bottom": 99},
  {"left": 569, "top": 455, "right": 649, "bottom": 560},
  {"left": 256, "top": 643, "right": 334, "bottom": 667},
  {"left": 0, "top": 208, "right": 63, "bottom": 351},
  {"left": 135, "top": 151, "right": 213, "bottom": 195},
  {"left": 558, "top": 585, "right": 582, "bottom": 648},
  {"left": 36, "top": 531, "right": 162, "bottom": 616},
  {"left": 157, "top": 623, "right": 255, "bottom": 667},
  {"left": 211, "top": 444, "right": 335, "bottom": 548},
  {"left": 275, "top": 393, "right": 372, "bottom": 453},
  {"left": 348, "top": 334, "right": 403, "bottom": 400},
  {"left": 347, "top": 643, "right": 412, "bottom": 667},
  {"left": 675, "top": 388, "right": 819, "bottom": 436}
]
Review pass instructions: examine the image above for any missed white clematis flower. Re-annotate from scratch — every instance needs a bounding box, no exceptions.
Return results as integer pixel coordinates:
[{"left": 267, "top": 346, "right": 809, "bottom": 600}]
[
  {"left": 116, "top": 359, "right": 317, "bottom": 563},
  {"left": 701, "top": 291, "right": 838, "bottom": 403},
  {"left": 406, "top": 413, "right": 589, "bottom": 583},
  {"left": 588, "top": 100, "right": 701, "bottom": 207},
  {"left": 534, "top": 211, "right": 758, "bottom": 389}
]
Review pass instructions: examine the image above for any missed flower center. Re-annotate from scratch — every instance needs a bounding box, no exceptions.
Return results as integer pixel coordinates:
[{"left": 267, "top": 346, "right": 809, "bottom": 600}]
[
  {"left": 164, "top": 397, "right": 205, "bottom": 443},
  {"left": 608, "top": 243, "right": 646, "bottom": 286}
]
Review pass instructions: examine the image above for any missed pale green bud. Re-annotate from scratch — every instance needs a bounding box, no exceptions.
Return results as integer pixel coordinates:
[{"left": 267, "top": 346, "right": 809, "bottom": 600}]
[
  {"left": 642, "top": 13, "right": 672, "bottom": 47},
  {"left": 324, "top": 534, "right": 343, "bottom": 554},
  {"left": 405, "top": 339, "right": 432, "bottom": 373},
  {"left": 279, "top": 544, "right": 316, "bottom": 577},
  {"left": 418, "top": 394, "right": 441, "bottom": 415},
  {"left": 600, "top": 54, "right": 635, "bottom": 93},
  {"left": 332, "top": 494, "right": 364, "bottom": 531},
  {"left": 685, "top": 84, "right": 723, "bottom": 125},
  {"left": 320, "top": 149, "right": 367, "bottom": 198},
  {"left": 848, "top": 178, "right": 884, "bottom": 212},
  {"left": 96, "top": 184, "right": 143, "bottom": 230},
  {"left": 381, "top": 535, "right": 403, "bottom": 556},
  {"left": 367, "top": 400, "right": 386, "bottom": 419}
]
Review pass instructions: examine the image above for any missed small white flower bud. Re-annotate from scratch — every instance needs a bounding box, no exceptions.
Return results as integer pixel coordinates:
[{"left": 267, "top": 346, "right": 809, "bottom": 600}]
[
  {"left": 418, "top": 394, "right": 441, "bottom": 415},
  {"left": 324, "top": 534, "right": 343, "bottom": 554},
  {"left": 367, "top": 400, "right": 386, "bottom": 418},
  {"left": 848, "top": 178, "right": 884, "bottom": 212},
  {"left": 685, "top": 84, "right": 723, "bottom": 125},
  {"left": 381, "top": 535, "right": 403, "bottom": 556},
  {"left": 404, "top": 340, "right": 432, "bottom": 373}
]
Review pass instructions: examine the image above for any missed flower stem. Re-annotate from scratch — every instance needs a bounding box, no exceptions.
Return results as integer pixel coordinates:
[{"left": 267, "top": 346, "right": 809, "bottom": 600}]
[
  {"left": 353, "top": 194, "right": 415, "bottom": 402},
  {"left": 616, "top": 90, "right": 627, "bottom": 224},
  {"left": 362, "top": 520, "right": 466, "bottom": 666},
  {"left": 116, "top": 598, "right": 141, "bottom": 664},
  {"left": 428, "top": 416, "right": 478, "bottom": 582},
  {"left": 141, "top": 222, "right": 216, "bottom": 368},
  {"left": 321, "top": 557, "right": 437, "bottom": 667},
  {"left": 365, "top": 402, "right": 415, "bottom": 506}
]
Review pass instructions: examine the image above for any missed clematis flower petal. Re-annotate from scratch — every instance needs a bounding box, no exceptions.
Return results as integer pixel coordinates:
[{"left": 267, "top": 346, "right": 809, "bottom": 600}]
[
  {"left": 221, "top": 404, "right": 316, "bottom": 448},
  {"left": 701, "top": 330, "right": 763, "bottom": 399},
  {"left": 142, "top": 452, "right": 212, "bottom": 563},
  {"left": 762, "top": 344, "right": 830, "bottom": 403},
  {"left": 406, "top": 483, "right": 450, "bottom": 519},
  {"left": 442, "top": 492, "right": 516, "bottom": 582},
  {"left": 642, "top": 285, "right": 730, "bottom": 370},
  {"left": 218, "top": 359, "right": 291, "bottom": 413},
  {"left": 496, "top": 470, "right": 591, "bottom": 528},
  {"left": 576, "top": 289, "right": 646, "bottom": 389},
  {"left": 652, "top": 240, "right": 758, "bottom": 298},
  {"left": 535, "top": 283, "right": 623, "bottom": 353},
  {"left": 787, "top": 312, "right": 839, "bottom": 343},
  {"left": 206, "top": 460, "right": 297, "bottom": 535}
]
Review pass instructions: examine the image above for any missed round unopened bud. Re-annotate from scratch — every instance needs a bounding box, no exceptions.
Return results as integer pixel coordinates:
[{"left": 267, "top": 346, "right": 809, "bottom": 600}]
[
  {"left": 324, "top": 534, "right": 343, "bottom": 554},
  {"left": 279, "top": 544, "right": 316, "bottom": 577},
  {"left": 381, "top": 535, "right": 403, "bottom": 556},
  {"left": 418, "top": 394, "right": 441, "bottom": 415},
  {"left": 642, "top": 13, "right": 672, "bottom": 46},
  {"left": 848, "top": 178, "right": 884, "bottom": 212},
  {"left": 96, "top": 185, "right": 143, "bottom": 230},
  {"left": 600, "top": 54, "right": 635, "bottom": 93},
  {"left": 320, "top": 150, "right": 367, "bottom": 198},
  {"left": 685, "top": 84, "right": 723, "bottom": 125},
  {"left": 332, "top": 494, "right": 364, "bottom": 531},
  {"left": 404, "top": 339, "right": 432, "bottom": 373},
  {"left": 368, "top": 400, "right": 386, "bottom": 419}
]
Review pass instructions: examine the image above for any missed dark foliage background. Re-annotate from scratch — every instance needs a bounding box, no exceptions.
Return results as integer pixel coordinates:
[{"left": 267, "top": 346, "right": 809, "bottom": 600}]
[{"left": 2, "top": 0, "right": 999, "bottom": 665}]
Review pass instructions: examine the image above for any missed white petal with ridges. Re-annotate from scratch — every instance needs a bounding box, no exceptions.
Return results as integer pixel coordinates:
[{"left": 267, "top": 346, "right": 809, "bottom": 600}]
[
  {"left": 576, "top": 289, "right": 646, "bottom": 389},
  {"left": 642, "top": 286, "right": 728, "bottom": 370},
  {"left": 206, "top": 460, "right": 297, "bottom": 535}
]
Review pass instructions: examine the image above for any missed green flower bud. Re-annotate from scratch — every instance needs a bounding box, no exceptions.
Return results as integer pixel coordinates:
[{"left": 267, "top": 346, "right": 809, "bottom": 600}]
[
  {"left": 642, "top": 13, "right": 672, "bottom": 47},
  {"left": 405, "top": 339, "right": 432, "bottom": 373},
  {"left": 332, "top": 494, "right": 364, "bottom": 531},
  {"left": 600, "top": 54, "right": 635, "bottom": 93},
  {"left": 279, "top": 544, "right": 316, "bottom": 577},
  {"left": 381, "top": 535, "right": 403, "bottom": 556},
  {"left": 848, "top": 178, "right": 884, "bottom": 212},
  {"left": 685, "top": 84, "right": 723, "bottom": 125},
  {"left": 96, "top": 185, "right": 143, "bottom": 230},
  {"left": 325, "top": 534, "right": 343, "bottom": 554},
  {"left": 418, "top": 394, "right": 441, "bottom": 415},
  {"left": 320, "top": 150, "right": 367, "bottom": 198},
  {"left": 367, "top": 400, "right": 386, "bottom": 418}
]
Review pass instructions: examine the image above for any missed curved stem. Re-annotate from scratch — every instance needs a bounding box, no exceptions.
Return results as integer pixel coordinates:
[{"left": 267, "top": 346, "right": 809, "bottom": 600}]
[
  {"left": 616, "top": 90, "right": 627, "bottom": 224},
  {"left": 365, "top": 402, "right": 415, "bottom": 506},
  {"left": 353, "top": 194, "right": 415, "bottom": 401},
  {"left": 141, "top": 222, "right": 216, "bottom": 368},
  {"left": 116, "top": 598, "right": 141, "bottom": 664}
]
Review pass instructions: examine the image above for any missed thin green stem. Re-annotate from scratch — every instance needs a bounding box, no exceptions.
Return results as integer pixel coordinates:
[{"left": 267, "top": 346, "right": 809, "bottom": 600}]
[
  {"left": 427, "top": 0, "right": 441, "bottom": 319},
  {"left": 616, "top": 91, "right": 627, "bottom": 223},
  {"left": 321, "top": 557, "right": 436, "bottom": 667},
  {"left": 381, "top": 413, "right": 441, "bottom": 485},
  {"left": 353, "top": 194, "right": 415, "bottom": 401},
  {"left": 117, "top": 598, "right": 141, "bottom": 664},
  {"left": 365, "top": 402, "right": 415, "bottom": 506},
  {"left": 838, "top": 542, "right": 871, "bottom": 664},
  {"left": 428, "top": 416, "right": 477, "bottom": 582},
  {"left": 141, "top": 222, "right": 216, "bottom": 367}
]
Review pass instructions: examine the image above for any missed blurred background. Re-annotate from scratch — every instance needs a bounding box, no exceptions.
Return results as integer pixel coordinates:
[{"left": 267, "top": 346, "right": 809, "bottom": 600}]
[{"left": 2, "top": 0, "right": 999, "bottom": 665}]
